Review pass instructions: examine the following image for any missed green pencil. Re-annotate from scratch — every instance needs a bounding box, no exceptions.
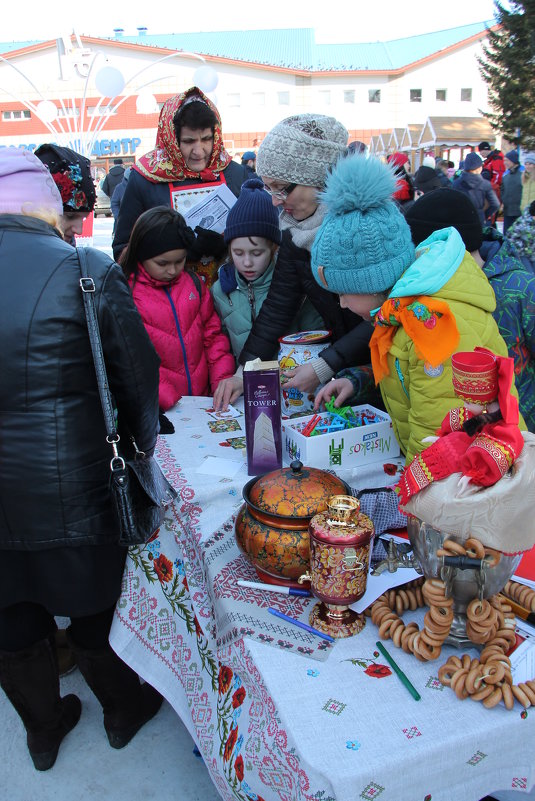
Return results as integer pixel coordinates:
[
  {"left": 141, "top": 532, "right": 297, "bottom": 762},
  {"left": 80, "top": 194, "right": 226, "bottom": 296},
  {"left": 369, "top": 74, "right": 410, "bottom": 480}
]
[{"left": 376, "top": 641, "right": 421, "bottom": 701}]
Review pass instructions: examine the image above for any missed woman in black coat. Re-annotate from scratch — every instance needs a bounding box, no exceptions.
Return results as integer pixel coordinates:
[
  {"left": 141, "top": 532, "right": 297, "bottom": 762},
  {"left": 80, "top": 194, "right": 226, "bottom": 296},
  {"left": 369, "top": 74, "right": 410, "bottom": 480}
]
[
  {"left": 0, "top": 149, "right": 162, "bottom": 770},
  {"left": 112, "top": 86, "right": 248, "bottom": 271}
]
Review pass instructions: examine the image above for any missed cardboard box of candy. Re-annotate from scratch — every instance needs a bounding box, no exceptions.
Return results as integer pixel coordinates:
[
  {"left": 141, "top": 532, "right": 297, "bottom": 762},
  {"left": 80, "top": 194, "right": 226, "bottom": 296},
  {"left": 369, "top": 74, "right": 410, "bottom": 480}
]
[{"left": 281, "top": 404, "right": 400, "bottom": 469}]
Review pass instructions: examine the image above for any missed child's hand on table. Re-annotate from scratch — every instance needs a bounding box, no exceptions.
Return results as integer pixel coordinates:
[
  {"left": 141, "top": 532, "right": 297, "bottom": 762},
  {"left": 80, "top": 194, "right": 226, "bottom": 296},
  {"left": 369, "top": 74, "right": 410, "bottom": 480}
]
[
  {"left": 213, "top": 374, "right": 244, "bottom": 411},
  {"left": 313, "top": 377, "right": 354, "bottom": 411}
]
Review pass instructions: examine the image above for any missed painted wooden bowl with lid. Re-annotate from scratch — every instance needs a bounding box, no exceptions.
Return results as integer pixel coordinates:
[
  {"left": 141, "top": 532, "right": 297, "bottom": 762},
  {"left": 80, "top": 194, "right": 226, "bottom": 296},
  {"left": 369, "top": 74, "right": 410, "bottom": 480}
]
[{"left": 235, "top": 460, "right": 349, "bottom": 586}]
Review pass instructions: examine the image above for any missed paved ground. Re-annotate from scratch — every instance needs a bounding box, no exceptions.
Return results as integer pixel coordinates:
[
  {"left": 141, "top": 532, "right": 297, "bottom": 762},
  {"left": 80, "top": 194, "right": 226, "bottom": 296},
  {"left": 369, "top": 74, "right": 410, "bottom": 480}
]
[{"left": 0, "top": 217, "right": 220, "bottom": 801}]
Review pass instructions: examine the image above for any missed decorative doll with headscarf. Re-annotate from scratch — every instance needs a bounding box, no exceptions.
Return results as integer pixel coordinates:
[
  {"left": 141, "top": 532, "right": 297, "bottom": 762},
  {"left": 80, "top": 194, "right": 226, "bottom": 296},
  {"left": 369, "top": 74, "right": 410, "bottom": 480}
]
[{"left": 396, "top": 348, "right": 525, "bottom": 504}]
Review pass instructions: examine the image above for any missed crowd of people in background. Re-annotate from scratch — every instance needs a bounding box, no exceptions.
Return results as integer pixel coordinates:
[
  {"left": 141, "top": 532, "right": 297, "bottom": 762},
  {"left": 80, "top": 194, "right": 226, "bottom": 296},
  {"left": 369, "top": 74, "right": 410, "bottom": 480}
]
[{"left": 1, "top": 83, "right": 535, "bottom": 773}]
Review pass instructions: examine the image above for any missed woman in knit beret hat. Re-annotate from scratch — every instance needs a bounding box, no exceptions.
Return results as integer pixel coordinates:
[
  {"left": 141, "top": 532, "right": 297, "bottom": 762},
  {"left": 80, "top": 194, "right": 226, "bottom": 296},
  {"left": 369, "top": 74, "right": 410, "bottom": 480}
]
[{"left": 213, "top": 114, "right": 377, "bottom": 411}]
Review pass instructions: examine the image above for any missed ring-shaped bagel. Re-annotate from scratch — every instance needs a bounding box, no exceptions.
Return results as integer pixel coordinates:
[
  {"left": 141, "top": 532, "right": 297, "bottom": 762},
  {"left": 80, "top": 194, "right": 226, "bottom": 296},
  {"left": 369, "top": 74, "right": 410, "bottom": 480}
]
[
  {"left": 464, "top": 538, "right": 486, "bottom": 559},
  {"left": 466, "top": 599, "right": 492, "bottom": 623},
  {"left": 465, "top": 666, "right": 484, "bottom": 694},
  {"left": 484, "top": 548, "right": 501, "bottom": 568},
  {"left": 470, "top": 684, "right": 494, "bottom": 702},
  {"left": 482, "top": 686, "right": 503, "bottom": 709},
  {"left": 512, "top": 684, "right": 531, "bottom": 708},
  {"left": 481, "top": 663, "right": 505, "bottom": 685},
  {"left": 443, "top": 539, "right": 466, "bottom": 555},
  {"left": 501, "top": 682, "right": 514, "bottom": 710}
]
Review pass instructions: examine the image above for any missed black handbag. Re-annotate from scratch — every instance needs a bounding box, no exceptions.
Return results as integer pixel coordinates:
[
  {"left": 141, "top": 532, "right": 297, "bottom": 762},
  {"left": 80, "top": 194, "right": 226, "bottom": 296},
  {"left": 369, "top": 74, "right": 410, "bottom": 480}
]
[{"left": 77, "top": 247, "right": 177, "bottom": 546}]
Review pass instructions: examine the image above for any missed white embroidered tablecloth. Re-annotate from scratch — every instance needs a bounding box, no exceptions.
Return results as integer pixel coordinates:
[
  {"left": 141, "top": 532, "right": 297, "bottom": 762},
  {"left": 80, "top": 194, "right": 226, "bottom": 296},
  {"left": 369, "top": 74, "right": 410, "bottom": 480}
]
[{"left": 110, "top": 398, "right": 535, "bottom": 801}]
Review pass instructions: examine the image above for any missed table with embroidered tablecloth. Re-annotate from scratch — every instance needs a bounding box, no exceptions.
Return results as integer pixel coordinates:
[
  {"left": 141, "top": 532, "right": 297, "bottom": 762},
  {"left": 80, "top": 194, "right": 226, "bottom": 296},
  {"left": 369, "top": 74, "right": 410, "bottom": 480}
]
[{"left": 110, "top": 397, "right": 535, "bottom": 801}]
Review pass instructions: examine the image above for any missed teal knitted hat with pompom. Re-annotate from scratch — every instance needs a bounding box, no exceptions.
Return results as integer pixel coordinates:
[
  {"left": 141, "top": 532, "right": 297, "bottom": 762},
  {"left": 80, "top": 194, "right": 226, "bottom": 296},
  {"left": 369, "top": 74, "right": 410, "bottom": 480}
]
[{"left": 311, "top": 155, "right": 415, "bottom": 295}]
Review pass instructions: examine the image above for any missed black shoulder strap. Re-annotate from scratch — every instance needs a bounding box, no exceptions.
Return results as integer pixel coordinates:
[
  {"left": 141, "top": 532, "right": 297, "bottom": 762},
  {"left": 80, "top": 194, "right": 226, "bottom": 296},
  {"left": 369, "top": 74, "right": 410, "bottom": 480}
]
[
  {"left": 77, "top": 247, "right": 116, "bottom": 437},
  {"left": 186, "top": 269, "right": 202, "bottom": 300}
]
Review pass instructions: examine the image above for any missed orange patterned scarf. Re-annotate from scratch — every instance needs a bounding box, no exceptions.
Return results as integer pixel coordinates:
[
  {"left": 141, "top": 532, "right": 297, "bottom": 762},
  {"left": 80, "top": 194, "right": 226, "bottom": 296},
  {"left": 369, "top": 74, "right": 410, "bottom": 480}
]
[{"left": 370, "top": 296, "right": 460, "bottom": 383}]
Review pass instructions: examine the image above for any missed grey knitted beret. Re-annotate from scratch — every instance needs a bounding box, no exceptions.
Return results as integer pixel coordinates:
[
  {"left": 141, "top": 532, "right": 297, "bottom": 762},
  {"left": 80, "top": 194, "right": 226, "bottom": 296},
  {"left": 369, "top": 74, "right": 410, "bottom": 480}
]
[{"left": 256, "top": 114, "right": 348, "bottom": 187}]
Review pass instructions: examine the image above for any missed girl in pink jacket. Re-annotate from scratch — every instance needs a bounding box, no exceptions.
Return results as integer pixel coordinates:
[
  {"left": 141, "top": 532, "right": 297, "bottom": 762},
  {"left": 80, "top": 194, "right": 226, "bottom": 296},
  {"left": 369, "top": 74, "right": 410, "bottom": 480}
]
[{"left": 120, "top": 206, "right": 235, "bottom": 411}]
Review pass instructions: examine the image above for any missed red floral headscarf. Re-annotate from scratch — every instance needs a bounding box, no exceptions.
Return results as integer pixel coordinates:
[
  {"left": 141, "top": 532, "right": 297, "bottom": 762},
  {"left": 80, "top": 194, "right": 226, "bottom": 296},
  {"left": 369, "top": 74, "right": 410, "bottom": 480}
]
[{"left": 134, "top": 87, "right": 232, "bottom": 183}]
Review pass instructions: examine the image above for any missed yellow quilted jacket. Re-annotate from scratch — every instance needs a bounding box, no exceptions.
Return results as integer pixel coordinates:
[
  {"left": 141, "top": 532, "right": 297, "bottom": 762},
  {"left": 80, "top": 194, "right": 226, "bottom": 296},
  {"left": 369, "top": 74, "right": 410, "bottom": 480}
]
[{"left": 378, "top": 248, "right": 524, "bottom": 464}]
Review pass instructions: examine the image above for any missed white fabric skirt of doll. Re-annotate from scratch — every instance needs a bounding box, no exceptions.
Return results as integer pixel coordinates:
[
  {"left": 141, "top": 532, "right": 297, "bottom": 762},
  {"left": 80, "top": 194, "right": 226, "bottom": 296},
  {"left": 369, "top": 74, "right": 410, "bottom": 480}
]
[{"left": 402, "top": 431, "right": 535, "bottom": 555}]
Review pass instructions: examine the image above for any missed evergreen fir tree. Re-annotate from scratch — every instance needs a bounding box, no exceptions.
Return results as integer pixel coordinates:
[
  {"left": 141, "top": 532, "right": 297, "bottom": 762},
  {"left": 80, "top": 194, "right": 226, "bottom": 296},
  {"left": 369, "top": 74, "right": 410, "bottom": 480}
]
[{"left": 478, "top": 0, "right": 535, "bottom": 149}]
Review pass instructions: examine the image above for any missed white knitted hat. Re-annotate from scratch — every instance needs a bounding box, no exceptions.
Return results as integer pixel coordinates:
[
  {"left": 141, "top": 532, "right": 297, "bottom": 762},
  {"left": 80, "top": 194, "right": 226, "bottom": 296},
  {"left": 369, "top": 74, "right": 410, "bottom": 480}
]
[{"left": 256, "top": 114, "right": 348, "bottom": 188}]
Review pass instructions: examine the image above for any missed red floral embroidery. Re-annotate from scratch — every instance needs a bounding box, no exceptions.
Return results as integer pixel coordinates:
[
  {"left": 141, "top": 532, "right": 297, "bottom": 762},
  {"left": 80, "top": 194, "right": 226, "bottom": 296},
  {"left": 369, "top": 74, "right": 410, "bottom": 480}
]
[
  {"left": 232, "top": 686, "right": 246, "bottom": 708},
  {"left": 223, "top": 724, "right": 238, "bottom": 761},
  {"left": 218, "top": 664, "right": 233, "bottom": 695},
  {"left": 153, "top": 554, "right": 173, "bottom": 583},
  {"left": 146, "top": 529, "right": 160, "bottom": 544},
  {"left": 364, "top": 663, "right": 392, "bottom": 678},
  {"left": 383, "top": 463, "right": 397, "bottom": 476},
  {"left": 53, "top": 172, "right": 75, "bottom": 202},
  {"left": 234, "top": 754, "right": 244, "bottom": 781},
  {"left": 194, "top": 615, "right": 203, "bottom": 637}
]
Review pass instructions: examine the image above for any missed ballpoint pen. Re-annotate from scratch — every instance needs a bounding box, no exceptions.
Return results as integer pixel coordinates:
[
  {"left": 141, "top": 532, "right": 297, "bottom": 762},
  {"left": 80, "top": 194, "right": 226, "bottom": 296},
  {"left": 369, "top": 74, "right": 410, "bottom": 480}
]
[
  {"left": 268, "top": 608, "right": 335, "bottom": 643},
  {"left": 376, "top": 641, "right": 421, "bottom": 701},
  {"left": 237, "top": 580, "right": 311, "bottom": 597}
]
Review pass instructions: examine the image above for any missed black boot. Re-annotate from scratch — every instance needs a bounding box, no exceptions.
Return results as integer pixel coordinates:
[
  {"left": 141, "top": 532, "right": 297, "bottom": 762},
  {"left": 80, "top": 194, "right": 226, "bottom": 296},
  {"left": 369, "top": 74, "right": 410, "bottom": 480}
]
[
  {"left": 67, "top": 630, "right": 163, "bottom": 749},
  {"left": 0, "top": 636, "right": 81, "bottom": 770}
]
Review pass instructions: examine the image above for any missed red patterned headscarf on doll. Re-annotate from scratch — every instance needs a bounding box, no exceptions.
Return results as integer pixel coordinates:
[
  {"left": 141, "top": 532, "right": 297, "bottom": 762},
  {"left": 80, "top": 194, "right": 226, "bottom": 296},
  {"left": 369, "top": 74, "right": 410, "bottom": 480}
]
[{"left": 134, "top": 87, "right": 232, "bottom": 183}]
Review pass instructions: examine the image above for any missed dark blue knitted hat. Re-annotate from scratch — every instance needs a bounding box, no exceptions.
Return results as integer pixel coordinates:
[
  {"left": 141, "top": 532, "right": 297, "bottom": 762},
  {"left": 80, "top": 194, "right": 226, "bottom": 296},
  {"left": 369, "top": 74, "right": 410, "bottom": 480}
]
[{"left": 224, "top": 178, "right": 281, "bottom": 244}]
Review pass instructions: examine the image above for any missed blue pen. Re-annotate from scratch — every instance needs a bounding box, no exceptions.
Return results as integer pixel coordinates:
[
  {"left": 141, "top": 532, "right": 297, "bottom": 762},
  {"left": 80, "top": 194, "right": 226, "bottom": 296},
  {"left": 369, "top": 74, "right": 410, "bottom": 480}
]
[{"left": 268, "top": 607, "right": 335, "bottom": 643}]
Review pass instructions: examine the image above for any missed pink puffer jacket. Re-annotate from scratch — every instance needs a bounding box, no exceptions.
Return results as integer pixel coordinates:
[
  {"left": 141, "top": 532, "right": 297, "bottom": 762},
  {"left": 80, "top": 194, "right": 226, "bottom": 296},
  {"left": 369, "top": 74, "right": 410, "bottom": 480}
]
[{"left": 131, "top": 265, "right": 235, "bottom": 410}]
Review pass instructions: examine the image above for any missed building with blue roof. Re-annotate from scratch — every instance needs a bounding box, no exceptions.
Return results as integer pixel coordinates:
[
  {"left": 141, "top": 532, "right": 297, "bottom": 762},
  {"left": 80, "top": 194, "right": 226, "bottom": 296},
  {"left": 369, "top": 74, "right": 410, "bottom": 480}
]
[{"left": 0, "top": 22, "right": 498, "bottom": 172}]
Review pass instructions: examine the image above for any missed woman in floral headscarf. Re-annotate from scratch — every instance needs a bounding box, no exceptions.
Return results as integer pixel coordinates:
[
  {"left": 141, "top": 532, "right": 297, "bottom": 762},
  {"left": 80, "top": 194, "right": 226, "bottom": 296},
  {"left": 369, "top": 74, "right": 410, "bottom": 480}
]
[
  {"left": 34, "top": 144, "right": 96, "bottom": 245},
  {"left": 112, "top": 87, "right": 248, "bottom": 274}
]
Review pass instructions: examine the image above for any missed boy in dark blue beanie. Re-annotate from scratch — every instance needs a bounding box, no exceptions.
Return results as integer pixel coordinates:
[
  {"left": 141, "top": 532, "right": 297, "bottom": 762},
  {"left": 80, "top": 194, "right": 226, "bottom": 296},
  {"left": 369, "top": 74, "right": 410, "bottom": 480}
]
[{"left": 212, "top": 178, "right": 322, "bottom": 360}]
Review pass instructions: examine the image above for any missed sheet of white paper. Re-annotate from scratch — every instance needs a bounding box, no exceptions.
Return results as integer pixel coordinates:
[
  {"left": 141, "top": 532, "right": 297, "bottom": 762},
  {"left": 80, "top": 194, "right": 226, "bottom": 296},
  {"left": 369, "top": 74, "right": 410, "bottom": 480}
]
[
  {"left": 171, "top": 396, "right": 213, "bottom": 407},
  {"left": 183, "top": 184, "right": 237, "bottom": 234},
  {"left": 205, "top": 405, "right": 242, "bottom": 420},
  {"left": 170, "top": 185, "right": 219, "bottom": 217},
  {"left": 509, "top": 624, "right": 535, "bottom": 683},
  {"left": 196, "top": 455, "right": 244, "bottom": 478},
  {"left": 351, "top": 565, "right": 421, "bottom": 613}
]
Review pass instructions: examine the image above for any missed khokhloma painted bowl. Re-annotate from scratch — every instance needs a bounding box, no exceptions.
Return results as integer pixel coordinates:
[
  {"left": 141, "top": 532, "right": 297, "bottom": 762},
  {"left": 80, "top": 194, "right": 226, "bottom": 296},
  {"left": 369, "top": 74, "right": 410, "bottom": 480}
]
[{"left": 235, "top": 460, "right": 349, "bottom": 585}]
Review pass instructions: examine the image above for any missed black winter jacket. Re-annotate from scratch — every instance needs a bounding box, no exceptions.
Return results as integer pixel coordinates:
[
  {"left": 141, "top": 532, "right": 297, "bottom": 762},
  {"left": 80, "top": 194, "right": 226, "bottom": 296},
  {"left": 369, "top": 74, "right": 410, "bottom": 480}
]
[
  {"left": 112, "top": 160, "right": 249, "bottom": 259},
  {"left": 238, "top": 230, "right": 373, "bottom": 373},
  {"left": 101, "top": 164, "right": 125, "bottom": 198},
  {"left": 452, "top": 171, "right": 500, "bottom": 224},
  {"left": 0, "top": 215, "right": 160, "bottom": 550}
]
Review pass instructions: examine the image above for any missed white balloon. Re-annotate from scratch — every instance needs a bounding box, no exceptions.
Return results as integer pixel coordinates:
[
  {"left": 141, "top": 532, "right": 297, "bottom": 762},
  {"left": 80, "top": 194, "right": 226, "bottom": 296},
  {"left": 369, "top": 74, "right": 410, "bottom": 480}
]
[
  {"left": 36, "top": 100, "right": 58, "bottom": 123},
  {"left": 193, "top": 65, "right": 218, "bottom": 94},
  {"left": 95, "top": 66, "right": 125, "bottom": 99},
  {"left": 136, "top": 92, "right": 158, "bottom": 115}
]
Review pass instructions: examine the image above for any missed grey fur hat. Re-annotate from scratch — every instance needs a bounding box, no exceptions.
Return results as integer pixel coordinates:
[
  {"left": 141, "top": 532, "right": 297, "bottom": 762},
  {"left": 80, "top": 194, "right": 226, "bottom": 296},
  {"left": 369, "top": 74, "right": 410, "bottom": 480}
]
[{"left": 256, "top": 114, "right": 348, "bottom": 188}]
